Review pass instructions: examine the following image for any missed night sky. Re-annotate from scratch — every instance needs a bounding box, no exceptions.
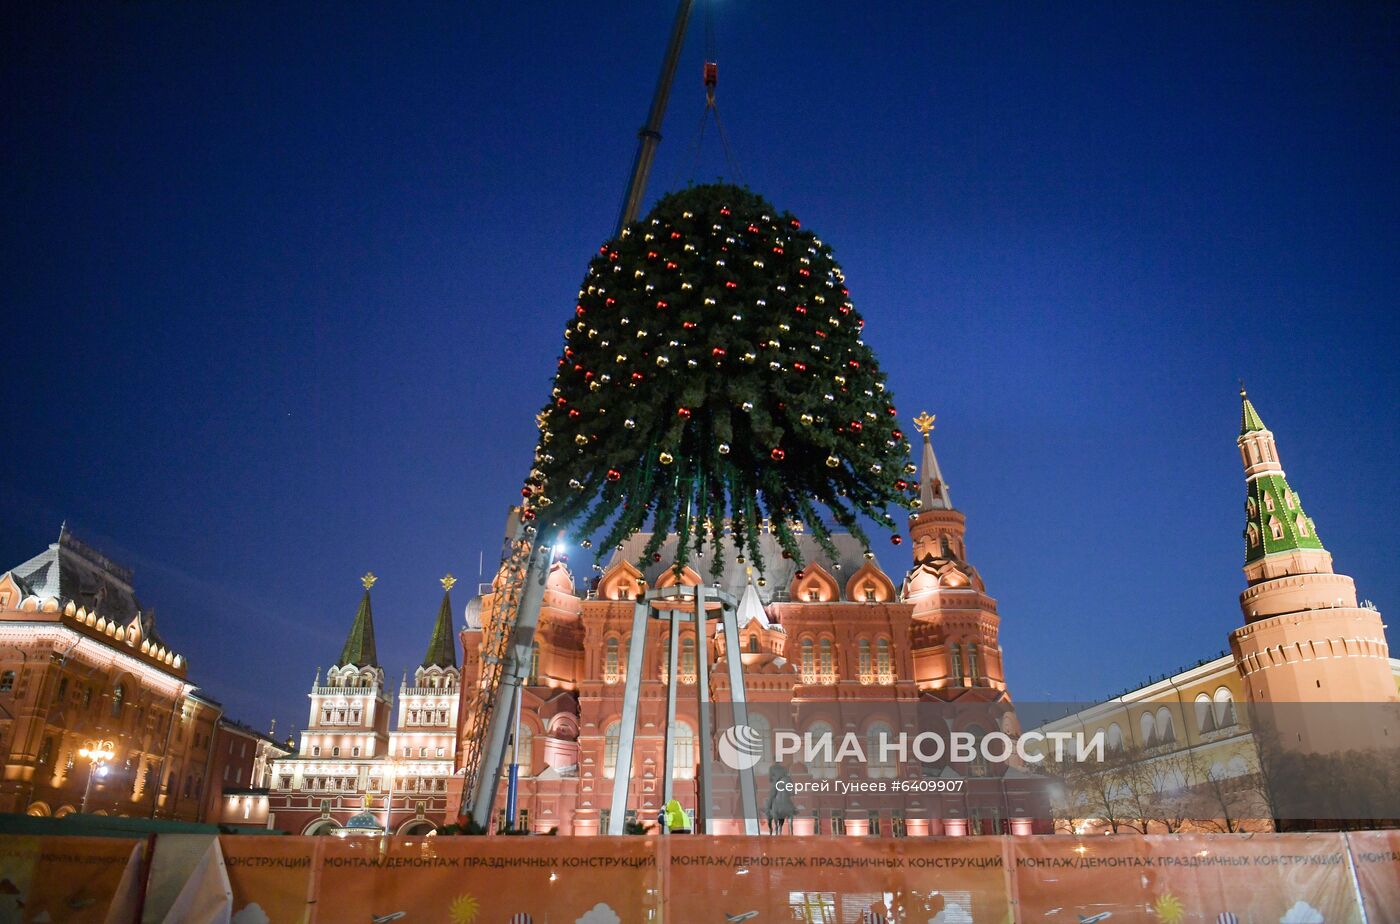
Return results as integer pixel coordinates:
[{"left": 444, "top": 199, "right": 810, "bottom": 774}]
[{"left": 3, "top": 3, "right": 1396, "bottom": 735}]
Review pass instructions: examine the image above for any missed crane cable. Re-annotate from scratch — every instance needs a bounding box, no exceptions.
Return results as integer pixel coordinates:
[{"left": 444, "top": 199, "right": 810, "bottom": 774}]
[{"left": 681, "top": 3, "right": 743, "bottom": 186}]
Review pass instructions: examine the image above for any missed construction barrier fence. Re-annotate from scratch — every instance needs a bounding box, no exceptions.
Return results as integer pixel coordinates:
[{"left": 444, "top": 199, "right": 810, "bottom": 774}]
[{"left": 0, "top": 830, "right": 1397, "bottom": 922}]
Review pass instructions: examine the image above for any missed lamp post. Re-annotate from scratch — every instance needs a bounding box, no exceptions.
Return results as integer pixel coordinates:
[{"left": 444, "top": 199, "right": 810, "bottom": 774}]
[
  {"left": 79, "top": 739, "right": 115, "bottom": 814},
  {"left": 381, "top": 758, "right": 399, "bottom": 835}
]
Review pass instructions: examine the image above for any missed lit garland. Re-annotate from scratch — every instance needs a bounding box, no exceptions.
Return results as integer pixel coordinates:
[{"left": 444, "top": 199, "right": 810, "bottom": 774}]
[{"left": 524, "top": 184, "right": 917, "bottom": 576}]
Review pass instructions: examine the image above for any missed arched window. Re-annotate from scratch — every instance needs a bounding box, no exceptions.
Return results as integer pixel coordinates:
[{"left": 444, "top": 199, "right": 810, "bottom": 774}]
[
  {"left": 866, "top": 721, "right": 896, "bottom": 778},
  {"left": 1213, "top": 688, "right": 1236, "bottom": 728},
  {"left": 876, "top": 638, "right": 892, "bottom": 682},
  {"left": 747, "top": 635, "right": 759, "bottom": 654},
  {"left": 603, "top": 722, "right": 620, "bottom": 777},
  {"left": 672, "top": 722, "right": 694, "bottom": 779},
  {"left": 1140, "top": 711, "right": 1156, "bottom": 746},
  {"left": 1154, "top": 707, "right": 1175, "bottom": 745},
  {"left": 967, "top": 643, "right": 980, "bottom": 683},
  {"left": 800, "top": 639, "right": 815, "bottom": 682},
  {"left": 964, "top": 724, "right": 990, "bottom": 777},
  {"left": 604, "top": 638, "right": 620, "bottom": 683},
  {"left": 949, "top": 644, "right": 963, "bottom": 684},
  {"left": 513, "top": 724, "right": 533, "bottom": 776},
  {"left": 111, "top": 683, "right": 125, "bottom": 717},
  {"left": 1269, "top": 517, "right": 1284, "bottom": 540},
  {"left": 1195, "top": 693, "right": 1216, "bottom": 733},
  {"left": 680, "top": 635, "right": 696, "bottom": 681},
  {"left": 529, "top": 642, "right": 541, "bottom": 684},
  {"left": 1106, "top": 723, "right": 1123, "bottom": 754},
  {"left": 818, "top": 639, "right": 835, "bottom": 680},
  {"left": 858, "top": 640, "right": 872, "bottom": 681},
  {"left": 805, "top": 721, "right": 836, "bottom": 779}
]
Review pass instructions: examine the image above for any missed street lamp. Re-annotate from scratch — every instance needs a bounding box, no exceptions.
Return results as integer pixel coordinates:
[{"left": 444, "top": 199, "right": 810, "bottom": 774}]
[{"left": 79, "top": 739, "right": 115, "bottom": 814}]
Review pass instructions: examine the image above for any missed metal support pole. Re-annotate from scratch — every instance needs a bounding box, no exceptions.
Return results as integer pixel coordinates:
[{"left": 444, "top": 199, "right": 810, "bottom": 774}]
[
  {"left": 694, "top": 584, "right": 715, "bottom": 833},
  {"left": 661, "top": 608, "right": 681, "bottom": 810},
  {"left": 719, "top": 597, "right": 760, "bottom": 834},
  {"left": 615, "top": 0, "right": 696, "bottom": 235},
  {"left": 81, "top": 762, "right": 96, "bottom": 814},
  {"left": 505, "top": 687, "right": 522, "bottom": 830},
  {"left": 469, "top": 542, "right": 555, "bottom": 829},
  {"left": 607, "top": 598, "right": 653, "bottom": 834}
]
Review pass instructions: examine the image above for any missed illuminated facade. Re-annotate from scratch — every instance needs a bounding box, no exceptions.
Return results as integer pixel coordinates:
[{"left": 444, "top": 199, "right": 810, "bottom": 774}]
[
  {"left": 0, "top": 527, "right": 220, "bottom": 821},
  {"left": 450, "top": 417, "right": 1042, "bottom": 836},
  {"left": 265, "top": 575, "right": 461, "bottom": 834},
  {"left": 206, "top": 718, "right": 293, "bottom": 830}
]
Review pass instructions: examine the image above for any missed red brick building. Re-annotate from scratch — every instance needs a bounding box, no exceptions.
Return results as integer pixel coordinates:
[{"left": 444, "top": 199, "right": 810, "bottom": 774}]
[{"left": 451, "top": 418, "right": 1043, "bottom": 835}]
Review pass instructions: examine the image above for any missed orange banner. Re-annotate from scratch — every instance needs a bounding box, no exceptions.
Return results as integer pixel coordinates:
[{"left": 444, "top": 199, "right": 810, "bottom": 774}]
[
  {"left": 311, "top": 834, "right": 659, "bottom": 924},
  {"left": 1345, "top": 829, "right": 1400, "bottom": 921},
  {"left": 1012, "top": 833, "right": 1361, "bottom": 923},
  {"left": 667, "top": 835, "right": 1012, "bottom": 923},
  {"left": 0, "top": 835, "right": 140, "bottom": 923},
  {"left": 222, "top": 836, "right": 318, "bottom": 924}
]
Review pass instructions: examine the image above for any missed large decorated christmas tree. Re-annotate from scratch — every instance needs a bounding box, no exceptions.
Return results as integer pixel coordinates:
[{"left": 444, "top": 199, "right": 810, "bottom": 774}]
[{"left": 524, "top": 184, "right": 918, "bottom": 577}]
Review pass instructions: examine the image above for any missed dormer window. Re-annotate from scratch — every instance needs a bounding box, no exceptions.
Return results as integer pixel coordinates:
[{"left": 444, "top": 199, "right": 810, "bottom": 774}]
[
  {"left": 1265, "top": 493, "right": 1275, "bottom": 512},
  {"left": 1296, "top": 516, "right": 1309, "bottom": 537},
  {"left": 1269, "top": 517, "right": 1284, "bottom": 540},
  {"left": 1246, "top": 498, "right": 1257, "bottom": 518},
  {"left": 1247, "top": 524, "right": 1260, "bottom": 547},
  {"left": 1285, "top": 491, "right": 1295, "bottom": 509}
]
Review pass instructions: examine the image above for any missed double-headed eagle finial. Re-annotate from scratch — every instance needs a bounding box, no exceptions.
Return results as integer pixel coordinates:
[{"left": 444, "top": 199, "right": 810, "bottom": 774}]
[
  {"left": 441, "top": 574, "right": 458, "bottom": 592},
  {"left": 361, "top": 572, "right": 378, "bottom": 590},
  {"left": 913, "top": 411, "right": 936, "bottom": 436}
]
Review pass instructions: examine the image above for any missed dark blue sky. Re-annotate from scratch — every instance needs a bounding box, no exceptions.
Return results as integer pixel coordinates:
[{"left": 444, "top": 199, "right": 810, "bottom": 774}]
[{"left": 3, "top": 2, "right": 1396, "bottom": 733}]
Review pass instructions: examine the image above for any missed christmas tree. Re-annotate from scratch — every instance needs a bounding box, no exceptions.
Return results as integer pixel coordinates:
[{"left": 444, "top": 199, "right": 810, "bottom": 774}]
[{"left": 525, "top": 184, "right": 917, "bottom": 577}]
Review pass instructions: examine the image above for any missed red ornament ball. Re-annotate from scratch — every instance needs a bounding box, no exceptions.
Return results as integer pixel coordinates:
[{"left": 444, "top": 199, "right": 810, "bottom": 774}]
[
  {"left": 677, "top": 407, "right": 692, "bottom": 419},
  {"left": 890, "top": 535, "right": 903, "bottom": 545},
  {"left": 849, "top": 421, "right": 863, "bottom": 432},
  {"left": 606, "top": 469, "right": 622, "bottom": 482},
  {"left": 770, "top": 447, "right": 786, "bottom": 461},
  {"left": 652, "top": 552, "right": 663, "bottom": 563}
]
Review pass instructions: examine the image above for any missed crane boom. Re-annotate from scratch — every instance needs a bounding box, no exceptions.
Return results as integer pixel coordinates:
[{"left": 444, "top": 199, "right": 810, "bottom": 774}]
[{"left": 614, "top": 0, "right": 696, "bottom": 236}]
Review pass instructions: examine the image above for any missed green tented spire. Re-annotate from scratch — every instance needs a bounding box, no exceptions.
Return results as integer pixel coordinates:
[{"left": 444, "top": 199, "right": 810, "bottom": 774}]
[
  {"left": 1240, "top": 385, "right": 1267, "bottom": 435},
  {"left": 423, "top": 575, "right": 459, "bottom": 669},
  {"left": 1237, "top": 391, "right": 1325, "bottom": 565},
  {"left": 337, "top": 573, "right": 380, "bottom": 667}
]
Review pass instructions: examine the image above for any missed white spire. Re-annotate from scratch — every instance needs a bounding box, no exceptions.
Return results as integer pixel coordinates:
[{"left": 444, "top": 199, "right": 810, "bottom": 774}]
[
  {"left": 735, "top": 575, "right": 769, "bottom": 629},
  {"left": 912, "top": 411, "right": 952, "bottom": 510}
]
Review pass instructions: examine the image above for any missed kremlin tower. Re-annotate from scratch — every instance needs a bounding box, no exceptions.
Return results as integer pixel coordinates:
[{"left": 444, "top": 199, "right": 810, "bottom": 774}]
[
  {"left": 264, "top": 575, "right": 460, "bottom": 835},
  {"left": 1228, "top": 390, "right": 1395, "bottom": 706}
]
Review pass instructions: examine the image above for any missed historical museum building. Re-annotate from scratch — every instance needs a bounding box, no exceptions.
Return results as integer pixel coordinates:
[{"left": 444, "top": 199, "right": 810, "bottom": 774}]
[
  {"left": 264, "top": 576, "right": 462, "bottom": 835},
  {"left": 450, "top": 415, "right": 1042, "bottom": 836},
  {"left": 1034, "top": 391, "right": 1399, "bottom": 833},
  {"left": 0, "top": 528, "right": 223, "bottom": 821}
]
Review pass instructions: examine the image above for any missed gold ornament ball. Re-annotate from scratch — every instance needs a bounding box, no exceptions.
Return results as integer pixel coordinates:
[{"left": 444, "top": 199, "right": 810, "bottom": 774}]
[
  {"left": 659, "top": 451, "right": 674, "bottom": 465},
  {"left": 574, "top": 433, "right": 588, "bottom": 445},
  {"left": 826, "top": 455, "right": 840, "bottom": 468}
]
